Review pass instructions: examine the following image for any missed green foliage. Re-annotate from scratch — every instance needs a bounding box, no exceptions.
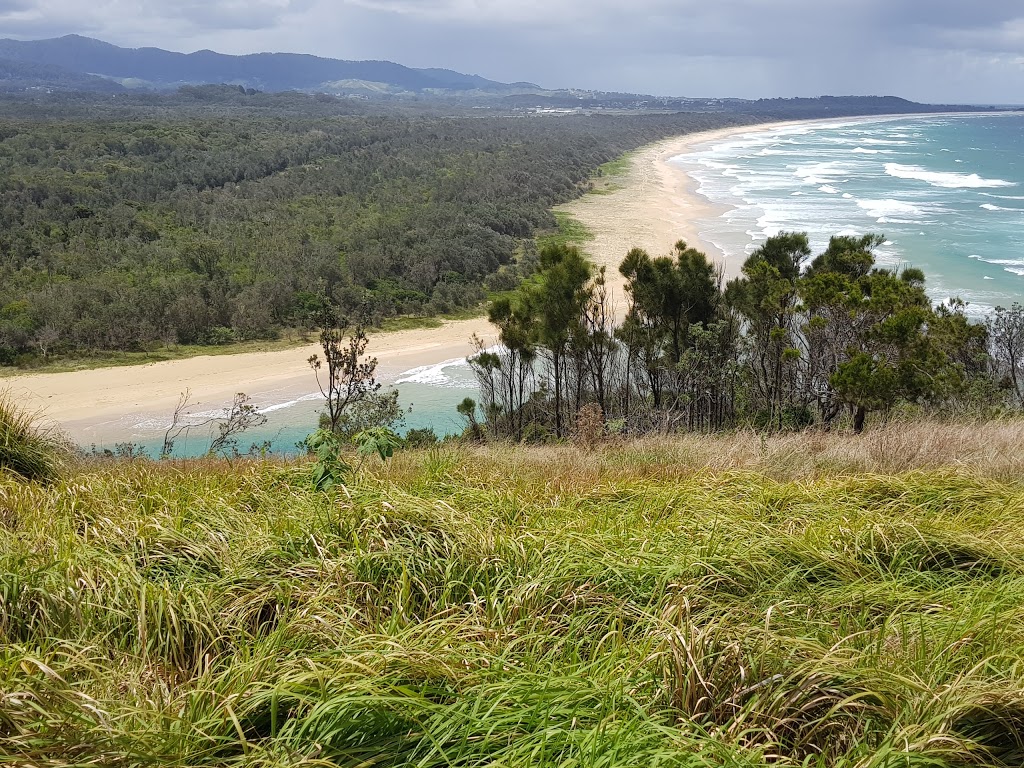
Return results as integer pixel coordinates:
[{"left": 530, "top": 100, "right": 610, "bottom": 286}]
[
  {"left": 619, "top": 240, "right": 720, "bottom": 408},
  {"left": 354, "top": 426, "right": 402, "bottom": 463},
  {"left": 308, "top": 297, "right": 380, "bottom": 433},
  {"left": 0, "top": 391, "right": 66, "bottom": 483},
  {"left": 305, "top": 428, "right": 350, "bottom": 491},
  {"left": 477, "top": 230, "right": 997, "bottom": 439},
  {"left": 403, "top": 427, "right": 439, "bottom": 448},
  {"left": 989, "top": 303, "right": 1024, "bottom": 407},
  {"left": 323, "top": 388, "right": 407, "bottom": 440}
]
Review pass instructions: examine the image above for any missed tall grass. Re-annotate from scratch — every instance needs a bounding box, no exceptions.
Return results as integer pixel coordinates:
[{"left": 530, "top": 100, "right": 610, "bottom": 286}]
[
  {"left": 0, "top": 391, "right": 67, "bottom": 483},
  {"left": 2, "top": 423, "right": 1024, "bottom": 765}
]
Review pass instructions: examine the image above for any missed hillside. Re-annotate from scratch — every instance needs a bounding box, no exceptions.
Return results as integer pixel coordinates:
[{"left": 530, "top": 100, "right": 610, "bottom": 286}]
[
  {"left": 0, "top": 36, "right": 987, "bottom": 114},
  {"left": 0, "top": 34, "right": 545, "bottom": 96},
  {"left": 2, "top": 422, "right": 1024, "bottom": 765}
]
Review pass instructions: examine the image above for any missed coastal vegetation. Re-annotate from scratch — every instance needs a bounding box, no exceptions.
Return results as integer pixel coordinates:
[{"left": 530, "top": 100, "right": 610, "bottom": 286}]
[
  {"left": 3, "top": 414, "right": 1024, "bottom": 765},
  {"left": 471, "top": 233, "right": 1005, "bottom": 437},
  {"left": 0, "top": 98, "right": 757, "bottom": 368}
]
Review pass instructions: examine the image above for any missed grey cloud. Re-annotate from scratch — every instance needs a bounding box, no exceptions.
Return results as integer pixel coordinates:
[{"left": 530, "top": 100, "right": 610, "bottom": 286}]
[
  {"left": 0, "top": 0, "right": 1021, "bottom": 102},
  {"left": 146, "top": 0, "right": 314, "bottom": 31}
]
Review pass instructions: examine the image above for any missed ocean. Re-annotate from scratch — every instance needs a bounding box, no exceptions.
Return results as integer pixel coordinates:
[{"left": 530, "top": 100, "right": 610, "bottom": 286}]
[
  {"left": 120, "top": 112, "right": 1024, "bottom": 457},
  {"left": 123, "top": 361, "right": 479, "bottom": 458},
  {"left": 673, "top": 112, "right": 1024, "bottom": 318}
]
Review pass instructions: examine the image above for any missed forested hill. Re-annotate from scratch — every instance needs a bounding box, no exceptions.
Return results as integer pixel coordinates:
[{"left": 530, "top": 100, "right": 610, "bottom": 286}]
[
  {"left": 0, "top": 35, "right": 542, "bottom": 96},
  {"left": 0, "top": 98, "right": 763, "bottom": 365}
]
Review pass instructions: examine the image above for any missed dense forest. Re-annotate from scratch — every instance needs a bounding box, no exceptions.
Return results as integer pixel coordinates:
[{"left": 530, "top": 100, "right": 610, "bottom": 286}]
[
  {"left": 0, "top": 90, "right": 767, "bottom": 366},
  {"left": 469, "top": 234, "right": 1021, "bottom": 437}
]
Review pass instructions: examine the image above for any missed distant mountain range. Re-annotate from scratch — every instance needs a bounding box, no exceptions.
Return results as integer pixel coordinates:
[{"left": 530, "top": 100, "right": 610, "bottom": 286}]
[
  {"left": 0, "top": 35, "right": 547, "bottom": 97},
  {"left": 0, "top": 35, "right": 997, "bottom": 118}
]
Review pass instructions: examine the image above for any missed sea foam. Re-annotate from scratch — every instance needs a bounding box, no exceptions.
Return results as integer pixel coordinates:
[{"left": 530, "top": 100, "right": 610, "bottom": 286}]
[
  {"left": 396, "top": 356, "right": 480, "bottom": 388},
  {"left": 884, "top": 163, "right": 1015, "bottom": 189},
  {"left": 856, "top": 198, "right": 923, "bottom": 219}
]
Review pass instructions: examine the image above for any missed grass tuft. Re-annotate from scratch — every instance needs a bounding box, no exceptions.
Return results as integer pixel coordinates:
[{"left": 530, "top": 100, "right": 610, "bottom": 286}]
[{"left": 0, "top": 391, "right": 67, "bottom": 483}]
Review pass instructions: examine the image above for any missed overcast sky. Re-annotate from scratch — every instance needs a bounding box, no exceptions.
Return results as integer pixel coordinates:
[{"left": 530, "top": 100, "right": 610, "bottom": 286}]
[{"left": 2, "top": 0, "right": 1023, "bottom": 103}]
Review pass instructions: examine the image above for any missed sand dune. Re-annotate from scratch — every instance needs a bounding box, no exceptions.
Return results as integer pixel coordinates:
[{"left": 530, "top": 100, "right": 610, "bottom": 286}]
[{"left": 3, "top": 121, "right": 785, "bottom": 443}]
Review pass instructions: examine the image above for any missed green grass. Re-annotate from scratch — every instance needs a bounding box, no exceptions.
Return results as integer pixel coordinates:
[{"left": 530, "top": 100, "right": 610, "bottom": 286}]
[
  {"left": 378, "top": 306, "right": 485, "bottom": 332},
  {"left": 1, "top": 308, "right": 488, "bottom": 377},
  {"left": 537, "top": 211, "right": 596, "bottom": 250},
  {"left": 4, "top": 426, "right": 1024, "bottom": 765},
  {"left": 0, "top": 391, "right": 67, "bottom": 483},
  {"left": 0, "top": 336, "right": 314, "bottom": 377},
  {"left": 597, "top": 153, "right": 633, "bottom": 179},
  {"left": 587, "top": 152, "right": 635, "bottom": 195}
]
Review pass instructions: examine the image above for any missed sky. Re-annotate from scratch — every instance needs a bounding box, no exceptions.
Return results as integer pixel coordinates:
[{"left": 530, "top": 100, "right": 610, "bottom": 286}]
[{"left": 2, "top": 0, "right": 1023, "bottom": 103}]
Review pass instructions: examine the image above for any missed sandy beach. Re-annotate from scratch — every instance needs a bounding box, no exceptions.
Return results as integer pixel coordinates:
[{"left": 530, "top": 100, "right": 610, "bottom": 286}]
[{"left": 3, "top": 120, "right": 791, "bottom": 443}]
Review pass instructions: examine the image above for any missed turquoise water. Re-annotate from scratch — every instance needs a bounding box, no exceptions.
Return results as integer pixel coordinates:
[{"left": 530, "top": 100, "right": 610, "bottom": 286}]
[
  {"left": 675, "top": 112, "right": 1024, "bottom": 318},
  {"left": 109, "top": 359, "right": 479, "bottom": 458}
]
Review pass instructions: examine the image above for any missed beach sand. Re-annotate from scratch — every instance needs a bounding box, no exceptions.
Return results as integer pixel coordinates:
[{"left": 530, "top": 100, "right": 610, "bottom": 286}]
[{"left": 3, "top": 120, "right": 787, "bottom": 443}]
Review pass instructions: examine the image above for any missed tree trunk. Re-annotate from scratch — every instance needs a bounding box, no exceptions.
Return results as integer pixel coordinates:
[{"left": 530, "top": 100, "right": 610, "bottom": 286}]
[
  {"left": 853, "top": 405, "right": 866, "bottom": 434},
  {"left": 553, "top": 349, "right": 563, "bottom": 438}
]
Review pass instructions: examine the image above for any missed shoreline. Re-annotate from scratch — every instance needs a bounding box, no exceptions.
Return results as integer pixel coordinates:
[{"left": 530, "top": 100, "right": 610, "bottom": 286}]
[{"left": 1, "top": 115, "right": 871, "bottom": 444}]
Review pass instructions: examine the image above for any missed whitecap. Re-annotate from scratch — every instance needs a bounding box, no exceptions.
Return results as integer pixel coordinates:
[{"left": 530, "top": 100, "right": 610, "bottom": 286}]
[
  {"left": 980, "top": 193, "right": 1024, "bottom": 201},
  {"left": 857, "top": 198, "right": 923, "bottom": 218},
  {"left": 851, "top": 147, "right": 883, "bottom": 154},
  {"left": 984, "top": 276, "right": 995, "bottom": 280},
  {"left": 260, "top": 392, "right": 322, "bottom": 414},
  {"left": 863, "top": 138, "right": 909, "bottom": 145},
  {"left": 396, "top": 356, "right": 479, "bottom": 389},
  {"left": 794, "top": 161, "right": 850, "bottom": 185},
  {"left": 977, "top": 258, "right": 1024, "bottom": 267},
  {"left": 884, "top": 163, "right": 1015, "bottom": 189},
  {"left": 818, "top": 185, "right": 840, "bottom": 194}
]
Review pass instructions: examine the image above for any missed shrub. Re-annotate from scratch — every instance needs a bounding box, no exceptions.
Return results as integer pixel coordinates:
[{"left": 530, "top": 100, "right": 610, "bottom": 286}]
[{"left": 405, "top": 427, "right": 439, "bottom": 448}]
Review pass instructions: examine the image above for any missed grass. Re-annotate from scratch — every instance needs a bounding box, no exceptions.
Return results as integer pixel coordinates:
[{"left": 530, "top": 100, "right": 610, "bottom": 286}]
[
  {"left": 378, "top": 305, "right": 485, "bottom": 332},
  {"left": 587, "top": 152, "right": 635, "bottom": 195},
  {"left": 0, "top": 307, "right": 489, "bottom": 377},
  {"left": 0, "top": 335, "right": 314, "bottom": 377},
  {"left": 0, "top": 390, "right": 67, "bottom": 483},
  {"left": 536, "top": 211, "right": 596, "bottom": 250},
  {"left": 3, "top": 421, "right": 1024, "bottom": 765}
]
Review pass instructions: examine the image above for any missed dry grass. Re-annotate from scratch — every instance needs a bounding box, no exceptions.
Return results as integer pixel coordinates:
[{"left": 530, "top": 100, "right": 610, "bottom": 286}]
[{"left": 383, "top": 418, "right": 1024, "bottom": 487}]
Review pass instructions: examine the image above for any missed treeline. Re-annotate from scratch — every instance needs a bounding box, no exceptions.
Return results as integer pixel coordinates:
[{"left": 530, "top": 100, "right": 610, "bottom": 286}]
[
  {"left": 470, "top": 233, "right": 1019, "bottom": 438},
  {"left": 0, "top": 98, "right": 759, "bottom": 366}
]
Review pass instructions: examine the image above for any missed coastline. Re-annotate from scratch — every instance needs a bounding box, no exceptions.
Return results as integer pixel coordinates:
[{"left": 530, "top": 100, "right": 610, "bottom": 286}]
[{"left": 2, "top": 118, "right": 812, "bottom": 444}]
